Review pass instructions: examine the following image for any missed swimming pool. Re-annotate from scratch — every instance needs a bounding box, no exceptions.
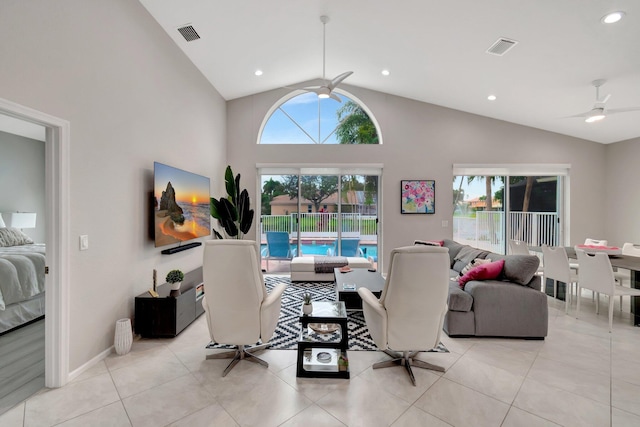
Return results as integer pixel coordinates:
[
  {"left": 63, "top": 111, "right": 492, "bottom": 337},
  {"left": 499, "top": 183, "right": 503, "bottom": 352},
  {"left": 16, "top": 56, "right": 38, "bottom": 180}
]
[{"left": 261, "top": 243, "right": 378, "bottom": 259}]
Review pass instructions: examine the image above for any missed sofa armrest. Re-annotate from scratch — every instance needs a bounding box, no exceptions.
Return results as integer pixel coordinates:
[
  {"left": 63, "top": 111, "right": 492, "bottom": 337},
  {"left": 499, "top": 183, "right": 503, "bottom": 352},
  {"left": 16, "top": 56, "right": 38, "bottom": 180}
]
[{"left": 464, "top": 280, "right": 548, "bottom": 337}]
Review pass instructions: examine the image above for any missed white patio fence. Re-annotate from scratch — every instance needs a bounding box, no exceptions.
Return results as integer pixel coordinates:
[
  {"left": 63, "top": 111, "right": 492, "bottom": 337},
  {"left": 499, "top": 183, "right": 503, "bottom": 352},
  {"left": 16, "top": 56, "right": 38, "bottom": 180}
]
[
  {"left": 453, "top": 211, "right": 559, "bottom": 254},
  {"left": 260, "top": 213, "right": 377, "bottom": 242}
]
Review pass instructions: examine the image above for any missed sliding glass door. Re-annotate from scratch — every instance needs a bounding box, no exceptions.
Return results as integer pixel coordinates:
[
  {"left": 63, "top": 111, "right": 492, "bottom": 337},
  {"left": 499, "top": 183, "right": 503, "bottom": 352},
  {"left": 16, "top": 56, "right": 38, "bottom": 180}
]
[
  {"left": 453, "top": 173, "right": 564, "bottom": 254},
  {"left": 259, "top": 168, "right": 380, "bottom": 273}
]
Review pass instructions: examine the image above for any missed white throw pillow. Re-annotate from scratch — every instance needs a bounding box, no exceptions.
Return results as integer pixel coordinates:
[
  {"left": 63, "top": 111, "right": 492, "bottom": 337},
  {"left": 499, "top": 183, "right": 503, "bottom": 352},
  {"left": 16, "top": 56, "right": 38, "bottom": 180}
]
[
  {"left": 0, "top": 227, "right": 34, "bottom": 247},
  {"left": 459, "top": 258, "right": 491, "bottom": 276}
]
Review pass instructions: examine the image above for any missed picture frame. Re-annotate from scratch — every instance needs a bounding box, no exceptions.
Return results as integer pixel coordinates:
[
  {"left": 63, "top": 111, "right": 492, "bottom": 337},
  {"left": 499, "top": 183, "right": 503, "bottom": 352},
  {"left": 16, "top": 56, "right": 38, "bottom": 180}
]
[{"left": 401, "top": 180, "right": 435, "bottom": 214}]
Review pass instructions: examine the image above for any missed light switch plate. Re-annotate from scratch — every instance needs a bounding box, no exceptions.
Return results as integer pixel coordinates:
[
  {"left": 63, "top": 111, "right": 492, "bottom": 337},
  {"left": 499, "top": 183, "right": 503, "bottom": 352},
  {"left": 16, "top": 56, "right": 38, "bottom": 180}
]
[
  {"left": 80, "top": 235, "right": 89, "bottom": 251},
  {"left": 441, "top": 220, "right": 449, "bottom": 228}
]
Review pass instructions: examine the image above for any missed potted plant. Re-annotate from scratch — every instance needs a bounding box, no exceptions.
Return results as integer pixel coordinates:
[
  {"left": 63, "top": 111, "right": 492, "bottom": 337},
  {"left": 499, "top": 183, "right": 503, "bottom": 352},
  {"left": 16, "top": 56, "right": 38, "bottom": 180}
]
[
  {"left": 210, "top": 165, "right": 254, "bottom": 239},
  {"left": 166, "top": 269, "right": 184, "bottom": 291},
  {"left": 302, "top": 292, "right": 313, "bottom": 315}
]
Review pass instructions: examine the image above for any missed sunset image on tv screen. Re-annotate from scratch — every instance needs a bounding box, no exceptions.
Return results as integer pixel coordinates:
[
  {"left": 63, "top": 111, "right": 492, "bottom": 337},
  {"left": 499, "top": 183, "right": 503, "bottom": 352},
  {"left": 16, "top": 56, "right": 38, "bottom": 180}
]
[{"left": 154, "top": 162, "right": 210, "bottom": 247}]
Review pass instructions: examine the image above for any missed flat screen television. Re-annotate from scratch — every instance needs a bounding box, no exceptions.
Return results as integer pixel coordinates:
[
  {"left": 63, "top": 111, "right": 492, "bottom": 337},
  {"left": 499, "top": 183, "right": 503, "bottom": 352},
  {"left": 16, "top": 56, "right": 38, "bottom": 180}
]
[{"left": 153, "top": 162, "right": 210, "bottom": 250}]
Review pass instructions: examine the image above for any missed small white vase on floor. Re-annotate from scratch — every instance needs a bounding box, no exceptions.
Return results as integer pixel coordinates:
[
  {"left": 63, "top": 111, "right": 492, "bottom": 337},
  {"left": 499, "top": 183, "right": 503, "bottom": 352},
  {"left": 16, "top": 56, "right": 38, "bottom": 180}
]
[{"left": 114, "top": 318, "right": 133, "bottom": 355}]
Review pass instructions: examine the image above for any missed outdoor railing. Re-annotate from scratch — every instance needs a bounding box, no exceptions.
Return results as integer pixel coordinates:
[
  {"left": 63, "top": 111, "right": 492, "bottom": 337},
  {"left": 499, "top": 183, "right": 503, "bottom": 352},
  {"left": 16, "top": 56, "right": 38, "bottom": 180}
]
[
  {"left": 453, "top": 211, "right": 559, "bottom": 253},
  {"left": 260, "top": 213, "right": 377, "bottom": 240}
]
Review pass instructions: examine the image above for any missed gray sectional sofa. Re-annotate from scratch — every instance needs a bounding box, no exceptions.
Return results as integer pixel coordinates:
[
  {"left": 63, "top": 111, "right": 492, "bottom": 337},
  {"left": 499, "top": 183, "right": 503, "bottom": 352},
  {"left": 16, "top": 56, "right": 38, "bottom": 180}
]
[{"left": 441, "top": 239, "right": 548, "bottom": 339}]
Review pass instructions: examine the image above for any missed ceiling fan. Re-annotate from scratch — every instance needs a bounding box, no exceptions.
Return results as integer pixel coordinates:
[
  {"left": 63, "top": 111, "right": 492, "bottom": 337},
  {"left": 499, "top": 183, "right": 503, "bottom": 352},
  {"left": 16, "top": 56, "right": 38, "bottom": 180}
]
[
  {"left": 299, "top": 15, "right": 353, "bottom": 102},
  {"left": 567, "top": 79, "right": 640, "bottom": 123}
]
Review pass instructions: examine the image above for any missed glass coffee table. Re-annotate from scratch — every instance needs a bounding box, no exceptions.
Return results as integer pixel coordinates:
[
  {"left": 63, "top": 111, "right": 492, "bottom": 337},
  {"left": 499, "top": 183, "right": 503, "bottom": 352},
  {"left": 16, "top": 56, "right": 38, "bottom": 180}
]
[
  {"left": 334, "top": 267, "right": 385, "bottom": 310},
  {"left": 296, "top": 301, "right": 349, "bottom": 379}
]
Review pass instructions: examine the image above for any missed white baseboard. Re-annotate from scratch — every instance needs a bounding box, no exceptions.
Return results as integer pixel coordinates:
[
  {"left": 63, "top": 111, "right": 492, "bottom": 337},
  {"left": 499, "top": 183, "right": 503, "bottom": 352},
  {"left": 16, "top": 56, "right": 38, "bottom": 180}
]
[{"left": 67, "top": 346, "right": 114, "bottom": 382}]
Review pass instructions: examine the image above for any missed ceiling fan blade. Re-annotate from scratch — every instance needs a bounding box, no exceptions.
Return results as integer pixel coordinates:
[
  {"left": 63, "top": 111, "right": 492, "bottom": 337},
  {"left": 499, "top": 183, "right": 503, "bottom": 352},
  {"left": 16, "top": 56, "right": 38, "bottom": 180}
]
[
  {"left": 606, "top": 107, "right": 640, "bottom": 114},
  {"left": 302, "top": 86, "right": 322, "bottom": 94},
  {"left": 327, "top": 71, "right": 353, "bottom": 90},
  {"left": 329, "top": 92, "right": 342, "bottom": 102},
  {"left": 563, "top": 111, "right": 591, "bottom": 119},
  {"left": 599, "top": 93, "right": 611, "bottom": 104}
]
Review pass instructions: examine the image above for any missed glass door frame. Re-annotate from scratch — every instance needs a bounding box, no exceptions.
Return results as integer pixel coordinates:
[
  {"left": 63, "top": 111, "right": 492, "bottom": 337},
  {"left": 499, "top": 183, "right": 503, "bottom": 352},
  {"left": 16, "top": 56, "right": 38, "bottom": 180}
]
[
  {"left": 257, "top": 165, "right": 383, "bottom": 271},
  {"left": 453, "top": 164, "right": 570, "bottom": 254}
]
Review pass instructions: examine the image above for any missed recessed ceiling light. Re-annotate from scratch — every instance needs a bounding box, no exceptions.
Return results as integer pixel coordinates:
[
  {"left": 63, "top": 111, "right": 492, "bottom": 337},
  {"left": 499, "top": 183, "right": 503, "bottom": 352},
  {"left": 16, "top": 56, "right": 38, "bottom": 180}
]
[
  {"left": 254, "top": 69, "right": 263, "bottom": 76},
  {"left": 381, "top": 69, "right": 390, "bottom": 76},
  {"left": 602, "top": 11, "right": 625, "bottom": 24},
  {"left": 487, "top": 95, "right": 497, "bottom": 101}
]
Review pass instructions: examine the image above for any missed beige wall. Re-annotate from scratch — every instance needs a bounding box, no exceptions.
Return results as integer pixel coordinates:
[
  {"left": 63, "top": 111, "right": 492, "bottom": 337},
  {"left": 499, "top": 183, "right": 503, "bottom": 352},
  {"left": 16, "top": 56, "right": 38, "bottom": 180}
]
[
  {"left": 228, "top": 82, "right": 608, "bottom": 269},
  {"left": 605, "top": 137, "right": 640, "bottom": 247},
  {"left": 0, "top": 0, "right": 227, "bottom": 371}
]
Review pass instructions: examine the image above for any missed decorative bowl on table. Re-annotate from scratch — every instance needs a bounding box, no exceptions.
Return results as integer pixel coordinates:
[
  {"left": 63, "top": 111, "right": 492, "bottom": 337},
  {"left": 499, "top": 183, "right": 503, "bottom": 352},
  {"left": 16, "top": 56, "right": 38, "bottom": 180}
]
[{"left": 575, "top": 244, "right": 622, "bottom": 256}]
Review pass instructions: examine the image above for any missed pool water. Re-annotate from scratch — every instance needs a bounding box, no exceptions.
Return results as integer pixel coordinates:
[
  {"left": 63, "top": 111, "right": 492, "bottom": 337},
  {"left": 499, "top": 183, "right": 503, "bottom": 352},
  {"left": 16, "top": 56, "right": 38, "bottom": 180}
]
[{"left": 261, "top": 243, "right": 377, "bottom": 259}]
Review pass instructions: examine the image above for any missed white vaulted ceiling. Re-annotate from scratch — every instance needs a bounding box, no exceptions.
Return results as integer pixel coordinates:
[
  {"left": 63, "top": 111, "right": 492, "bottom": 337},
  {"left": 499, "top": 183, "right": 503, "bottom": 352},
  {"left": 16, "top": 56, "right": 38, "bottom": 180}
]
[{"left": 139, "top": 0, "right": 640, "bottom": 144}]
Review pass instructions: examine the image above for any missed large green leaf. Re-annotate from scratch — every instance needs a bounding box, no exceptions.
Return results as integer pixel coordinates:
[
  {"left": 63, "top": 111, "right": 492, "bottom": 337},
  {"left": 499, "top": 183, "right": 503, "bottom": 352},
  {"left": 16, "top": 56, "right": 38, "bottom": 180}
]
[
  {"left": 224, "top": 166, "right": 236, "bottom": 204},
  {"left": 237, "top": 189, "right": 254, "bottom": 235},
  {"left": 210, "top": 197, "right": 222, "bottom": 220},
  {"left": 219, "top": 198, "right": 239, "bottom": 236},
  {"left": 235, "top": 173, "right": 241, "bottom": 206}
]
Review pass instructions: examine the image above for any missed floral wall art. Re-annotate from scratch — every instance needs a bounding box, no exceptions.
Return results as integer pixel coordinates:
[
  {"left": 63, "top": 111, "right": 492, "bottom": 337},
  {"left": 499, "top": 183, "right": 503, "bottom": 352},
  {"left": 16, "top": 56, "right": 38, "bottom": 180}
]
[{"left": 401, "top": 180, "right": 435, "bottom": 214}]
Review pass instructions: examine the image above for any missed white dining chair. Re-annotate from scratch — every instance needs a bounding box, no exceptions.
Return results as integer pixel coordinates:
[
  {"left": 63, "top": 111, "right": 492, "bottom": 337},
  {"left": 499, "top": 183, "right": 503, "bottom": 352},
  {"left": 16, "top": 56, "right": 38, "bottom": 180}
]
[
  {"left": 509, "top": 240, "right": 543, "bottom": 277},
  {"left": 542, "top": 245, "right": 579, "bottom": 313},
  {"left": 612, "top": 242, "right": 640, "bottom": 309},
  {"left": 576, "top": 249, "right": 640, "bottom": 332}
]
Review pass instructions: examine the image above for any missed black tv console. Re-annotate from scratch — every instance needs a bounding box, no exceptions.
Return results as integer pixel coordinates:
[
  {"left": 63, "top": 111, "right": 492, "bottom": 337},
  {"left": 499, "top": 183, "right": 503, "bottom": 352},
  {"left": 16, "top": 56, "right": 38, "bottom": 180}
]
[{"left": 134, "top": 267, "right": 205, "bottom": 338}]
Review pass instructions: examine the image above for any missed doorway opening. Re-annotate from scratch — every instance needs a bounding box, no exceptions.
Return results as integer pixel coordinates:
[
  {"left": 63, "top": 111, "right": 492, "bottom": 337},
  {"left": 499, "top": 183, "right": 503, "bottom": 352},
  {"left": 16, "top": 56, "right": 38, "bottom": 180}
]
[{"left": 0, "top": 98, "right": 70, "bottom": 394}]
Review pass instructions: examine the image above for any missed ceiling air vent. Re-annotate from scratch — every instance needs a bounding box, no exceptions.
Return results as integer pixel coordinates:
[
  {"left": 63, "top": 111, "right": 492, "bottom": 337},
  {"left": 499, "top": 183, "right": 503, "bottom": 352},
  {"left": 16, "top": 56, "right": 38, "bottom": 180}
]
[
  {"left": 486, "top": 37, "right": 518, "bottom": 56},
  {"left": 177, "top": 25, "right": 200, "bottom": 42}
]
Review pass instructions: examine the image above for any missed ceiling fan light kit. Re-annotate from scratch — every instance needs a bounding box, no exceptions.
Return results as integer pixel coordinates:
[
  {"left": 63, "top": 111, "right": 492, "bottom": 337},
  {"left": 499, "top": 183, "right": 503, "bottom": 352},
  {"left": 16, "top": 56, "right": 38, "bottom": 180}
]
[
  {"left": 585, "top": 111, "right": 606, "bottom": 123},
  {"left": 564, "top": 78, "right": 640, "bottom": 124}
]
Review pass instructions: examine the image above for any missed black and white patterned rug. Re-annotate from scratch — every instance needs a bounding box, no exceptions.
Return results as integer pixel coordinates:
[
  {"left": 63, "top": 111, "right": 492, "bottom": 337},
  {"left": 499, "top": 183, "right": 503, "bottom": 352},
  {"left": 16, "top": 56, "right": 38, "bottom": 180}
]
[{"left": 207, "top": 276, "right": 448, "bottom": 353}]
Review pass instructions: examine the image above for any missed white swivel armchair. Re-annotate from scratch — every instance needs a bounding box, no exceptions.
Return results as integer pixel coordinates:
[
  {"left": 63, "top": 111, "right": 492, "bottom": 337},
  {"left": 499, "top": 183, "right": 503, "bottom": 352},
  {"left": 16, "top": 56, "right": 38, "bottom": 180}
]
[
  {"left": 576, "top": 249, "right": 640, "bottom": 332},
  {"left": 202, "top": 240, "right": 287, "bottom": 376},
  {"left": 357, "top": 245, "right": 449, "bottom": 386}
]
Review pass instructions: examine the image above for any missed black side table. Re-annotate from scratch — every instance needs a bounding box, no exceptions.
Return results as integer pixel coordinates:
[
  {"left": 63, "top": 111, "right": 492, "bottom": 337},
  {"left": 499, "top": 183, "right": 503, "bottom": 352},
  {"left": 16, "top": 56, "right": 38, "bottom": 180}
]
[{"left": 296, "top": 301, "right": 350, "bottom": 379}]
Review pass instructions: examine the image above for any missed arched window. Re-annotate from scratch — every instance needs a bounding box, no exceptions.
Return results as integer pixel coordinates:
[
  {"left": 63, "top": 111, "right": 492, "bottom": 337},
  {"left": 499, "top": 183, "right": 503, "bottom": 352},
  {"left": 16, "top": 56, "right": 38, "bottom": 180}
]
[{"left": 258, "top": 90, "right": 381, "bottom": 144}]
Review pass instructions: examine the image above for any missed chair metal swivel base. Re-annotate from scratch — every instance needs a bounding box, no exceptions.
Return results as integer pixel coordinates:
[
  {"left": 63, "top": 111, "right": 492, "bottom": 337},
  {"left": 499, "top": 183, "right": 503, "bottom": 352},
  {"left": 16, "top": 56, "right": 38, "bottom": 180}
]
[
  {"left": 373, "top": 350, "right": 445, "bottom": 386},
  {"left": 206, "top": 343, "right": 269, "bottom": 377}
]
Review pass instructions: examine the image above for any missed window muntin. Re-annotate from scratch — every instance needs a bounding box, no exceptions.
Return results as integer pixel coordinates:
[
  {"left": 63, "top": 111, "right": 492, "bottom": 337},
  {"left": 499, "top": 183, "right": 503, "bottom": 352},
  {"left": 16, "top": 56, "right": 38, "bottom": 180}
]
[{"left": 259, "top": 91, "right": 380, "bottom": 145}]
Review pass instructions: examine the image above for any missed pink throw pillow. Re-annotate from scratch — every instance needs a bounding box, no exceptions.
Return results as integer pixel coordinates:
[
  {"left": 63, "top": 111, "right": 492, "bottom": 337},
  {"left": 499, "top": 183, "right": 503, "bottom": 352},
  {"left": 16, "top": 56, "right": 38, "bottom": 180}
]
[{"left": 458, "top": 259, "right": 505, "bottom": 289}]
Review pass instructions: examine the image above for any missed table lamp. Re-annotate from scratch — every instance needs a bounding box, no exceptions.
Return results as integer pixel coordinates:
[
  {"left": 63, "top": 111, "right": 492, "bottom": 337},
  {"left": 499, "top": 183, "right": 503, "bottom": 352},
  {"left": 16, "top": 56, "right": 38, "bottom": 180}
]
[{"left": 8, "top": 212, "right": 37, "bottom": 230}]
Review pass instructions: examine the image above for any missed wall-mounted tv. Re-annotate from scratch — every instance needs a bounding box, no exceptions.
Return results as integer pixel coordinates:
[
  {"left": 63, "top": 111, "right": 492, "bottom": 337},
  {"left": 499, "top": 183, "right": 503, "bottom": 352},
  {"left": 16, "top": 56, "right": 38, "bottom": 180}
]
[{"left": 153, "top": 162, "right": 210, "bottom": 251}]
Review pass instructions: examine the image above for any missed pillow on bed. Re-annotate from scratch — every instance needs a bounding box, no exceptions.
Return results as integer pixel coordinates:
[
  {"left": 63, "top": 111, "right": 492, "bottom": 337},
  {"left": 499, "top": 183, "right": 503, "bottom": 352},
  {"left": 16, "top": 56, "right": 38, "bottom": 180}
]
[
  {"left": 0, "top": 227, "right": 34, "bottom": 247},
  {"left": 0, "top": 213, "right": 5, "bottom": 228}
]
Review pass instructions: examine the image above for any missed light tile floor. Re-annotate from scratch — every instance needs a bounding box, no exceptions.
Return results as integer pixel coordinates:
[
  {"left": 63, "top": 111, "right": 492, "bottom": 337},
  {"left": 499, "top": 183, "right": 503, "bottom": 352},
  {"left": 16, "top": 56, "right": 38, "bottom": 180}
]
[{"left": 3, "top": 291, "right": 640, "bottom": 426}]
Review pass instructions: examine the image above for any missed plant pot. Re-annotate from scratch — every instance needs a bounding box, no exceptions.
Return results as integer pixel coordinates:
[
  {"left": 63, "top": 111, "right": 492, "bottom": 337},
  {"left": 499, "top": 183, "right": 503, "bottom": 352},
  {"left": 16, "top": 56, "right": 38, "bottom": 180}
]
[
  {"left": 169, "top": 281, "right": 181, "bottom": 291},
  {"left": 302, "top": 303, "right": 313, "bottom": 315}
]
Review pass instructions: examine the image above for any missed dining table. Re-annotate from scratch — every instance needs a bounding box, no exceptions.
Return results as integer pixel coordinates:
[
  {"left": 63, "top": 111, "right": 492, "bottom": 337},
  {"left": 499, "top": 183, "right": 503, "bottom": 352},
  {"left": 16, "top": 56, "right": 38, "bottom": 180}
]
[{"left": 530, "top": 246, "right": 640, "bottom": 326}]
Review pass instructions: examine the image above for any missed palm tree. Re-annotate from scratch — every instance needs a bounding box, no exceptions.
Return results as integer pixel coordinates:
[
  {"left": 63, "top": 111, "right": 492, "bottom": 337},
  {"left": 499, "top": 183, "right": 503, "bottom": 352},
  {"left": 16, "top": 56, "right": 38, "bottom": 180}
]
[{"left": 335, "top": 101, "right": 378, "bottom": 145}]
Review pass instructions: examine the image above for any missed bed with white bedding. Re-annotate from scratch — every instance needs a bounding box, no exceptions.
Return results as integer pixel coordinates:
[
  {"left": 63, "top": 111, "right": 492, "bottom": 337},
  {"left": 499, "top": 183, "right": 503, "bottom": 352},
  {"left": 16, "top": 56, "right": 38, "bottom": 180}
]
[{"left": 0, "top": 227, "right": 46, "bottom": 334}]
